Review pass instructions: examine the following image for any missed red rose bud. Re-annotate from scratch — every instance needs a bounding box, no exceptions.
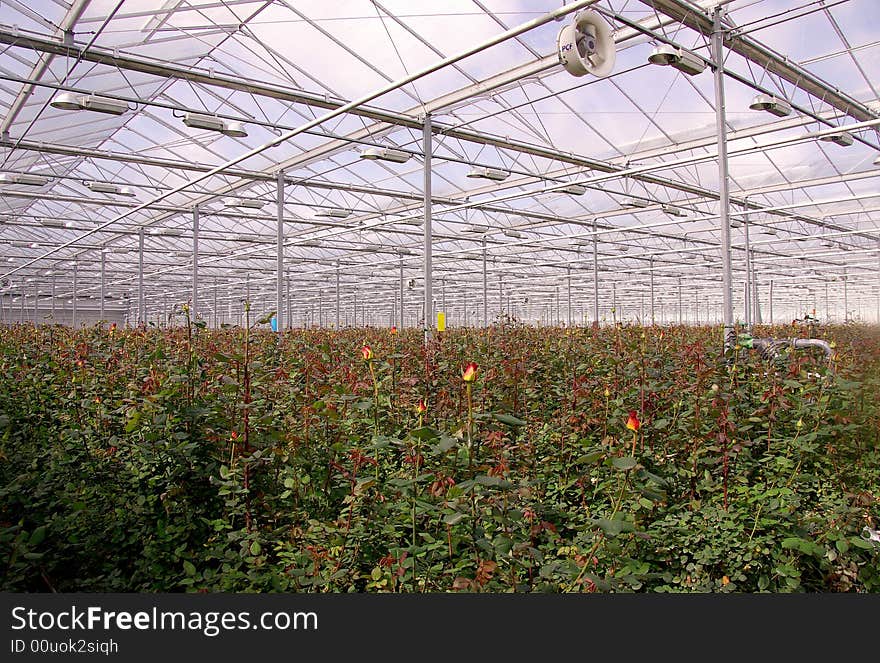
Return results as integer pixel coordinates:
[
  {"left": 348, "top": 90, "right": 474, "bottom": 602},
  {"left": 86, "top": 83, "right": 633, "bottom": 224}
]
[
  {"left": 461, "top": 362, "right": 478, "bottom": 383},
  {"left": 390, "top": 326, "right": 398, "bottom": 335},
  {"left": 461, "top": 362, "right": 478, "bottom": 382},
  {"left": 626, "top": 410, "right": 641, "bottom": 432},
  {"left": 416, "top": 398, "right": 428, "bottom": 414},
  {"left": 361, "top": 345, "right": 373, "bottom": 361}
]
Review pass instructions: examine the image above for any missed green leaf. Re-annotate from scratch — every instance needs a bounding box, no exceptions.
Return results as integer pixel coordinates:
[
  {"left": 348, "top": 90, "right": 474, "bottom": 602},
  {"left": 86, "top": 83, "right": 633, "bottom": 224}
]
[
  {"left": 124, "top": 410, "right": 141, "bottom": 433},
  {"left": 781, "top": 537, "right": 823, "bottom": 557},
  {"left": 434, "top": 436, "right": 458, "bottom": 453},
  {"left": 410, "top": 426, "right": 441, "bottom": 441},
  {"left": 257, "top": 311, "right": 276, "bottom": 325},
  {"left": 183, "top": 560, "right": 196, "bottom": 576},
  {"left": 849, "top": 537, "right": 875, "bottom": 550},
  {"left": 443, "top": 512, "right": 466, "bottom": 525},
  {"left": 250, "top": 540, "right": 262, "bottom": 556},
  {"left": 611, "top": 456, "right": 637, "bottom": 471},
  {"left": 29, "top": 526, "right": 47, "bottom": 546},
  {"left": 577, "top": 450, "right": 606, "bottom": 464},
  {"left": 594, "top": 518, "right": 635, "bottom": 536},
  {"left": 492, "top": 413, "right": 527, "bottom": 427},
  {"left": 652, "top": 418, "right": 669, "bottom": 430}
]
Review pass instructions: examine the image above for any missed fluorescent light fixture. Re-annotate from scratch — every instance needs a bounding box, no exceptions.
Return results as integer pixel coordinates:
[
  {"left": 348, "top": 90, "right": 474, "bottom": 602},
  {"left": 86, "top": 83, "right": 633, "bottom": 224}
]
[
  {"left": 173, "top": 251, "right": 191, "bottom": 258},
  {"left": 40, "top": 218, "right": 66, "bottom": 228},
  {"left": 112, "top": 247, "right": 132, "bottom": 254},
  {"left": 359, "top": 146, "right": 411, "bottom": 163},
  {"left": 316, "top": 208, "right": 351, "bottom": 219},
  {"left": 223, "top": 197, "right": 265, "bottom": 209},
  {"left": 622, "top": 196, "right": 650, "bottom": 209},
  {"left": 749, "top": 94, "right": 792, "bottom": 117},
  {"left": 467, "top": 166, "right": 510, "bottom": 182},
  {"left": 11, "top": 241, "right": 29, "bottom": 247},
  {"left": 234, "top": 234, "right": 253, "bottom": 242},
  {"left": 730, "top": 219, "right": 742, "bottom": 228},
  {"left": 300, "top": 239, "right": 321, "bottom": 247},
  {"left": 86, "top": 181, "right": 136, "bottom": 196},
  {"left": 874, "top": 155, "right": 880, "bottom": 167},
  {"left": 558, "top": 184, "right": 586, "bottom": 195},
  {"left": 396, "top": 248, "right": 416, "bottom": 255},
  {"left": 662, "top": 204, "right": 688, "bottom": 217},
  {"left": 183, "top": 112, "right": 224, "bottom": 132},
  {"left": 573, "top": 238, "right": 592, "bottom": 246},
  {"left": 819, "top": 131, "right": 854, "bottom": 147},
  {"left": 465, "top": 224, "right": 489, "bottom": 233},
  {"left": 148, "top": 227, "right": 185, "bottom": 237},
  {"left": 0, "top": 172, "right": 50, "bottom": 186},
  {"left": 609, "top": 245, "right": 629, "bottom": 253},
  {"left": 50, "top": 92, "right": 128, "bottom": 115},
  {"left": 503, "top": 229, "right": 524, "bottom": 238},
  {"left": 182, "top": 112, "right": 248, "bottom": 137},
  {"left": 647, "top": 44, "right": 706, "bottom": 75},
  {"left": 398, "top": 218, "right": 423, "bottom": 226}
]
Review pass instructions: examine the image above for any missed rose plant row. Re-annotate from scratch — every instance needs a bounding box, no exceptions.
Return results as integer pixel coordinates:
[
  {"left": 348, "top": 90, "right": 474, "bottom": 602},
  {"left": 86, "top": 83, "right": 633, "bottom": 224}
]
[{"left": 1, "top": 317, "right": 878, "bottom": 592}]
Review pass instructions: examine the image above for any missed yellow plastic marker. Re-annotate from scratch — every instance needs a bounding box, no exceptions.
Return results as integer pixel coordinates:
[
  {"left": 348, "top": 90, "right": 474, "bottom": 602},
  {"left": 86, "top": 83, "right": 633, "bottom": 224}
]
[{"left": 437, "top": 311, "right": 446, "bottom": 332}]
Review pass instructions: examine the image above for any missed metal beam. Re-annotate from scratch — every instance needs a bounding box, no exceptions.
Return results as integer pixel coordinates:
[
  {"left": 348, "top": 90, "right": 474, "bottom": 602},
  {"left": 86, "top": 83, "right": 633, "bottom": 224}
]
[{"left": 639, "top": 0, "right": 878, "bottom": 123}]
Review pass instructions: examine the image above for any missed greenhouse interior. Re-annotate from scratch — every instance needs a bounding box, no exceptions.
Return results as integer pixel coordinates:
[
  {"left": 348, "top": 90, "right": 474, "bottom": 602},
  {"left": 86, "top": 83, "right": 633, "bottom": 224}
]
[{"left": 0, "top": 0, "right": 878, "bottom": 594}]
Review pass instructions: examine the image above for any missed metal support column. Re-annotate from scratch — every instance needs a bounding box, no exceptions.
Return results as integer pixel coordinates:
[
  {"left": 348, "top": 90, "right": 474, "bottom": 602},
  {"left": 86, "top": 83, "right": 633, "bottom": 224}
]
[
  {"left": 567, "top": 266, "right": 572, "bottom": 327},
  {"left": 678, "top": 278, "right": 682, "bottom": 325},
  {"left": 336, "top": 263, "right": 341, "bottom": 329},
  {"left": 423, "top": 114, "right": 433, "bottom": 341},
  {"left": 100, "top": 251, "right": 105, "bottom": 323},
  {"left": 51, "top": 275, "right": 55, "bottom": 319},
  {"left": 592, "top": 219, "right": 599, "bottom": 327},
  {"left": 192, "top": 207, "right": 199, "bottom": 323},
  {"left": 650, "top": 256, "right": 655, "bottom": 326},
  {"left": 712, "top": 7, "right": 735, "bottom": 350},
  {"left": 744, "top": 211, "right": 752, "bottom": 329},
  {"left": 138, "top": 228, "right": 145, "bottom": 326},
  {"left": 286, "top": 273, "right": 291, "bottom": 328},
  {"left": 612, "top": 281, "right": 617, "bottom": 325},
  {"left": 482, "top": 236, "right": 488, "bottom": 327},
  {"left": 769, "top": 279, "right": 774, "bottom": 325},
  {"left": 72, "top": 261, "right": 78, "bottom": 329},
  {"left": 753, "top": 254, "right": 762, "bottom": 324},
  {"left": 276, "top": 171, "right": 285, "bottom": 333},
  {"left": 399, "top": 259, "right": 404, "bottom": 329}
]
